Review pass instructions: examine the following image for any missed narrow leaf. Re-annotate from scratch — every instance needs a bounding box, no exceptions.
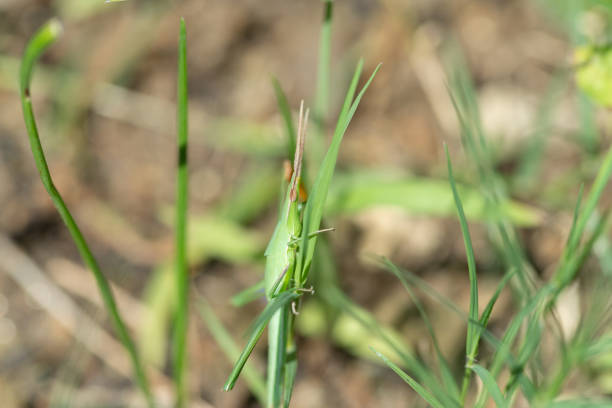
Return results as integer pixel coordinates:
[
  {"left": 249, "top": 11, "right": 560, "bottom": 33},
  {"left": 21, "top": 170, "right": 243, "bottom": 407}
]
[
  {"left": 372, "top": 348, "right": 446, "bottom": 408},
  {"left": 470, "top": 364, "right": 508, "bottom": 408},
  {"left": 224, "top": 291, "right": 299, "bottom": 391}
]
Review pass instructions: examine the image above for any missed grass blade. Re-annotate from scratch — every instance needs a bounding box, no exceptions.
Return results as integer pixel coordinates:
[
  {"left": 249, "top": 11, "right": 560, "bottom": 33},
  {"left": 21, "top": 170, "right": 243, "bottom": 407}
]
[
  {"left": 470, "top": 364, "right": 508, "bottom": 408},
  {"left": 382, "top": 259, "right": 460, "bottom": 401},
  {"left": 196, "top": 298, "right": 266, "bottom": 405},
  {"left": 231, "top": 280, "right": 265, "bottom": 307},
  {"left": 321, "top": 285, "right": 461, "bottom": 408},
  {"left": 371, "top": 348, "right": 446, "bottom": 408},
  {"left": 267, "top": 307, "right": 289, "bottom": 407},
  {"left": 224, "top": 291, "right": 299, "bottom": 391},
  {"left": 173, "top": 18, "right": 190, "bottom": 408},
  {"left": 314, "top": 0, "right": 333, "bottom": 127},
  {"left": 19, "top": 19, "right": 154, "bottom": 408},
  {"left": 445, "top": 144, "right": 480, "bottom": 403},
  {"left": 271, "top": 77, "right": 297, "bottom": 161}
]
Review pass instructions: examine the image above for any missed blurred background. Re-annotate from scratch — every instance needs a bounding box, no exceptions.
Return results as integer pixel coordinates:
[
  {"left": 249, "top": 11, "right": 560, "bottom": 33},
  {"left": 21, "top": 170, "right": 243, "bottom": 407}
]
[{"left": 1, "top": 0, "right": 611, "bottom": 407}]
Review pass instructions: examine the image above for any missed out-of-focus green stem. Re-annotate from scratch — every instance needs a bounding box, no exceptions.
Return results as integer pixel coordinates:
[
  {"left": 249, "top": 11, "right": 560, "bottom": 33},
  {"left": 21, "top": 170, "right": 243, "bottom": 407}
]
[{"left": 173, "top": 18, "right": 190, "bottom": 408}]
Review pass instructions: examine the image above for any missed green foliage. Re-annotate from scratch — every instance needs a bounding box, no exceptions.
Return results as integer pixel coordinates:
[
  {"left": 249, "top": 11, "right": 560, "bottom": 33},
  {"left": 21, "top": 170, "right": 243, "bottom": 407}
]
[{"left": 576, "top": 45, "right": 612, "bottom": 107}]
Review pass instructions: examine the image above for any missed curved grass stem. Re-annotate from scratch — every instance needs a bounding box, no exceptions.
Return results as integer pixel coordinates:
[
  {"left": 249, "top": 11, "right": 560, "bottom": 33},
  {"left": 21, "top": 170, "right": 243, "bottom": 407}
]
[{"left": 19, "top": 19, "right": 154, "bottom": 408}]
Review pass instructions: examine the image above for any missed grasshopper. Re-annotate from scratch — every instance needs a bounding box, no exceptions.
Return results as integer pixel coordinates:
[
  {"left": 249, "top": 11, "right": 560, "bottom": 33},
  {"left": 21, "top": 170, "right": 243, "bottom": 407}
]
[
  {"left": 264, "top": 101, "right": 309, "bottom": 301},
  {"left": 263, "top": 101, "right": 313, "bottom": 407}
]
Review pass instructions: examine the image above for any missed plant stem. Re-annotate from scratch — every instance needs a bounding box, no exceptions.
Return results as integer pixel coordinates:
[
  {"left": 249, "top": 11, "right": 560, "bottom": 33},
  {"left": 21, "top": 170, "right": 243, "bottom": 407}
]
[
  {"left": 173, "top": 17, "right": 190, "bottom": 408},
  {"left": 19, "top": 19, "right": 154, "bottom": 408}
]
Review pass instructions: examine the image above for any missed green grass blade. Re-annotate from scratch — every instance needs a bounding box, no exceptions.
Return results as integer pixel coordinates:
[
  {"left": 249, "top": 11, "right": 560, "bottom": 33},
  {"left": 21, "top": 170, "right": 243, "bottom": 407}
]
[
  {"left": 173, "top": 18, "right": 189, "bottom": 408},
  {"left": 445, "top": 144, "right": 479, "bottom": 402},
  {"left": 267, "top": 307, "right": 289, "bottom": 407},
  {"left": 271, "top": 77, "right": 297, "bottom": 161},
  {"left": 321, "top": 285, "right": 461, "bottom": 408},
  {"left": 19, "top": 19, "right": 154, "bottom": 408},
  {"left": 446, "top": 48, "right": 536, "bottom": 295},
  {"left": 283, "top": 334, "right": 298, "bottom": 408},
  {"left": 545, "top": 399, "right": 612, "bottom": 408},
  {"left": 470, "top": 364, "right": 508, "bottom": 408},
  {"left": 196, "top": 298, "right": 266, "bottom": 406},
  {"left": 224, "top": 291, "right": 299, "bottom": 391},
  {"left": 383, "top": 259, "right": 460, "bottom": 401},
  {"left": 478, "top": 270, "right": 514, "bottom": 333},
  {"left": 314, "top": 0, "right": 333, "bottom": 127},
  {"left": 371, "top": 348, "right": 446, "bottom": 408},
  {"left": 231, "top": 280, "right": 265, "bottom": 307},
  {"left": 563, "top": 184, "right": 585, "bottom": 259},
  {"left": 297, "top": 62, "right": 381, "bottom": 285},
  {"left": 325, "top": 171, "right": 542, "bottom": 226},
  {"left": 555, "top": 212, "right": 610, "bottom": 291}
]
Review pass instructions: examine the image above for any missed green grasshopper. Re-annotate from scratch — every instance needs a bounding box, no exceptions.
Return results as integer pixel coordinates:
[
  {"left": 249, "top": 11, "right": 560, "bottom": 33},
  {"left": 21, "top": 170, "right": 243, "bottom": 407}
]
[
  {"left": 264, "top": 101, "right": 308, "bottom": 300},
  {"left": 264, "top": 101, "right": 319, "bottom": 407},
  {"left": 226, "top": 101, "right": 331, "bottom": 407}
]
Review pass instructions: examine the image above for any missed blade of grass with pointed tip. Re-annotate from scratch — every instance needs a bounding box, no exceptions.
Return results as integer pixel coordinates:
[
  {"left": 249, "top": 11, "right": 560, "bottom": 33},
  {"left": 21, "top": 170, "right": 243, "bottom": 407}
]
[
  {"left": 297, "top": 62, "right": 380, "bottom": 286},
  {"left": 173, "top": 18, "right": 189, "bottom": 408},
  {"left": 272, "top": 77, "right": 297, "bottom": 161},
  {"left": 445, "top": 144, "right": 479, "bottom": 403},
  {"left": 231, "top": 280, "right": 265, "bottom": 307},
  {"left": 19, "top": 19, "right": 154, "bottom": 408},
  {"left": 196, "top": 298, "right": 266, "bottom": 405},
  {"left": 224, "top": 291, "right": 299, "bottom": 391},
  {"left": 470, "top": 364, "right": 508, "bottom": 408},
  {"left": 371, "top": 348, "right": 446, "bottom": 408}
]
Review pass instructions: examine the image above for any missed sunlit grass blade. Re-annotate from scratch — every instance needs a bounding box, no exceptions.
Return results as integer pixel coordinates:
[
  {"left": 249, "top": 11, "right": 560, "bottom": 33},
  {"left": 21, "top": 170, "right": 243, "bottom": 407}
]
[
  {"left": 371, "top": 348, "right": 446, "bottom": 408},
  {"left": 173, "top": 18, "right": 190, "bottom": 408},
  {"left": 19, "top": 19, "right": 154, "bottom": 408},
  {"left": 445, "top": 144, "right": 479, "bottom": 402},
  {"left": 224, "top": 291, "right": 299, "bottom": 391},
  {"left": 231, "top": 280, "right": 265, "bottom": 307},
  {"left": 470, "top": 364, "right": 508, "bottom": 408},
  {"left": 297, "top": 62, "right": 381, "bottom": 285},
  {"left": 196, "top": 298, "right": 266, "bottom": 405}
]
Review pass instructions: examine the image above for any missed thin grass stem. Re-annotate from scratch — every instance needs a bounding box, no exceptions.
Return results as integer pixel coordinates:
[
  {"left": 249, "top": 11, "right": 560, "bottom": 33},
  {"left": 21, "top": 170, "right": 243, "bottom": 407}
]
[
  {"left": 173, "top": 18, "right": 190, "bottom": 408},
  {"left": 19, "top": 19, "right": 154, "bottom": 408}
]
